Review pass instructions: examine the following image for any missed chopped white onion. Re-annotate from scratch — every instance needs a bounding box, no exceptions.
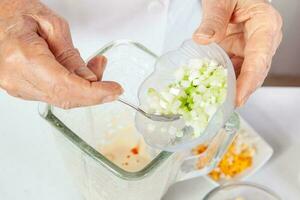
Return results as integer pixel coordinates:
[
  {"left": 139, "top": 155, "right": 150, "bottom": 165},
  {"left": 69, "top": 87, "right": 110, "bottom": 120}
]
[{"left": 147, "top": 58, "right": 227, "bottom": 138}]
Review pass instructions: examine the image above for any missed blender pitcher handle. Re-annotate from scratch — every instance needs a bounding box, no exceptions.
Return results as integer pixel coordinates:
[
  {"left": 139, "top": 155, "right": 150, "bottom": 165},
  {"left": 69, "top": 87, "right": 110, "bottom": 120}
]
[{"left": 175, "top": 113, "right": 240, "bottom": 182}]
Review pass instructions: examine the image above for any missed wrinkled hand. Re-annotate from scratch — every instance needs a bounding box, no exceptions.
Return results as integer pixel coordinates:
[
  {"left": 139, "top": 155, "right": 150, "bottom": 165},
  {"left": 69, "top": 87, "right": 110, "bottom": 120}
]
[
  {"left": 0, "top": 0, "right": 123, "bottom": 109},
  {"left": 194, "top": 0, "right": 282, "bottom": 107}
]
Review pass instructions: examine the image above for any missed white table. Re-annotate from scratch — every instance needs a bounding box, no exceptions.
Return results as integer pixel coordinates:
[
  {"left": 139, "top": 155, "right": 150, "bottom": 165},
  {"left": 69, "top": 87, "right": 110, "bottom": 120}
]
[{"left": 0, "top": 87, "right": 300, "bottom": 199}]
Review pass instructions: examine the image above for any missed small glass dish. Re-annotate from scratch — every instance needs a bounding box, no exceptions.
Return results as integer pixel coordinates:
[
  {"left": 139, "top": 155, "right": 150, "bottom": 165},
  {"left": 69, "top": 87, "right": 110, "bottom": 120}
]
[
  {"left": 135, "top": 39, "right": 236, "bottom": 152},
  {"left": 203, "top": 182, "right": 282, "bottom": 200}
]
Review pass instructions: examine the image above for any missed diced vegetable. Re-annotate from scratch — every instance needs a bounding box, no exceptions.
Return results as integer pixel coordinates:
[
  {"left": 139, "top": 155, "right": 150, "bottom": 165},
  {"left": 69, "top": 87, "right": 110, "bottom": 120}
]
[
  {"left": 147, "top": 58, "right": 227, "bottom": 137},
  {"left": 192, "top": 129, "right": 256, "bottom": 181}
]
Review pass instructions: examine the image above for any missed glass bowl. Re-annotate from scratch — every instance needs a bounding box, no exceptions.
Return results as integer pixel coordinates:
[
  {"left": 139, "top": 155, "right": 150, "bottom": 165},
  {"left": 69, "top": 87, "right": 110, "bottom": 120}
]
[
  {"left": 135, "top": 39, "right": 236, "bottom": 152},
  {"left": 203, "top": 182, "right": 281, "bottom": 200}
]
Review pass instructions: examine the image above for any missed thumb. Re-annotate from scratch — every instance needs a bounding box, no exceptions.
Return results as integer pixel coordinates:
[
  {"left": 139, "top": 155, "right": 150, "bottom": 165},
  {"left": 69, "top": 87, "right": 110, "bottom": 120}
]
[
  {"left": 38, "top": 55, "right": 123, "bottom": 108},
  {"left": 193, "top": 0, "right": 235, "bottom": 44}
]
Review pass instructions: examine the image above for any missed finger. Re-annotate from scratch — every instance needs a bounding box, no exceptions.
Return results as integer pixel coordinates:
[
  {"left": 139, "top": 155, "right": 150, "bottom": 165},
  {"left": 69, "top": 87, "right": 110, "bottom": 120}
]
[
  {"left": 193, "top": 0, "right": 236, "bottom": 44},
  {"left": 226, "top": 23, "right": 244, "bottom": 35},
  {"left": 219, "top": 32, "right": 245, "bottom": 57},
  {"left": 16, "top": 31, "right": 122, "bottom": 108},
  {"left": 236, "top": 71, "right": 265, "bottom": 107},
  {"left": 50, "top": 73, "right": 123, "bottom": 109},
  {"left": 33, "top": 56, "right": 123, "bottom": 109},
  {"left": 27, "top": 7, "right": 97, "bottom": 81},
  {"left": 57, "top": 48, "right": 97, "bottom": 81},
  {"left": 236, "top": 3, "right": 282, "bottom": 107},
  {"left": 236, "top": 43, "right": 270, "bottom": 107},
  {"left": 87, "top": 55, "right": 107, "bottom": 81},
  {"left": 236, "top": 25, "right": 277, "bottom": 106},
  {"left": 230, "top": 56, "right": 243, "bottom": 76},
  {"left": 236, "top": 42, "right": 274, "bottom": 107},
  {"left": 271, "top": 31, "right": 283, "bottom": 56}
]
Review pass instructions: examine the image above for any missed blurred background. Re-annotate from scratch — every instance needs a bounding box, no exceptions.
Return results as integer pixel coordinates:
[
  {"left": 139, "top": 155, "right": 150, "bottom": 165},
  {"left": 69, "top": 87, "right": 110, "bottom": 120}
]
[
  {"left": 264, "top": 0, "right": 300, "bottom": 86},
  {"left": 41, "top": 0, "right": 300, "bottom": 86}
]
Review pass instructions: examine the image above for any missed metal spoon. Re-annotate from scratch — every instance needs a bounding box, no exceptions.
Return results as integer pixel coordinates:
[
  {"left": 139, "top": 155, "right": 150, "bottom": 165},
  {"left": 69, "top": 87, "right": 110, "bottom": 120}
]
[{"left": 118, "top": 99, "right": 181, "bottom": 122}]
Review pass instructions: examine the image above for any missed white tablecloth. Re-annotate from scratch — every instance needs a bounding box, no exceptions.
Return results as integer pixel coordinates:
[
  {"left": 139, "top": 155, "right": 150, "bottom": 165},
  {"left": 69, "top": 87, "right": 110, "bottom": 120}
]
[{"left": 0, "top": 87, "right": 300, "bottom": 199}]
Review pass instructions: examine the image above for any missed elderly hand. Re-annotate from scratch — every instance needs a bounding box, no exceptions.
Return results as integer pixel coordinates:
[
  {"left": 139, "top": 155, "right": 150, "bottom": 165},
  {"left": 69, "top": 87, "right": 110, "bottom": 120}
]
[
  {"left": 194, "top": 0, "right": 282, "bottom": 107},
  {"left": 0, "top": 0, "right": 123, "bottom": 109}
]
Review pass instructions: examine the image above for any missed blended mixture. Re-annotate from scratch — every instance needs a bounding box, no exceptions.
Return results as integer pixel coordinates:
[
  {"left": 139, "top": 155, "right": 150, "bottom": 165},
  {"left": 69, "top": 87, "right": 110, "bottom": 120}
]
[{"left": 99, "top": 125, "right": 152, "bottom": 172}]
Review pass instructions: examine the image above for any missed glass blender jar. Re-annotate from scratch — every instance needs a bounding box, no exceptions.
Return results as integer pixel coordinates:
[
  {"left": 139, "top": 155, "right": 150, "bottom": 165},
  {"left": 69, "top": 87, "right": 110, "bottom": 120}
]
[{"left": 39, "top": 40, "right": 240, "bottom": 200}]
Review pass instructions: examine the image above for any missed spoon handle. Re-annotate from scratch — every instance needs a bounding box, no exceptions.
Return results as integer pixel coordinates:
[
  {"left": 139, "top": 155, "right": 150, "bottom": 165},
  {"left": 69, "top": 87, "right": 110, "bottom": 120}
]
[
  {"left": 118, "top": 99, "right": 147, "bottom": 115},
  {"left": 118, "top": 98, "right": 180, "bottom": 122}
]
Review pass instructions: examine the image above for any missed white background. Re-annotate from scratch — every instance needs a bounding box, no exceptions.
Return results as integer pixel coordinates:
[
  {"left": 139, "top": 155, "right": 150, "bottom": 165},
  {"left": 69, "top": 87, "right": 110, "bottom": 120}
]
[{"left": 1, "top": 87, "right": 300, "bottom": 199}]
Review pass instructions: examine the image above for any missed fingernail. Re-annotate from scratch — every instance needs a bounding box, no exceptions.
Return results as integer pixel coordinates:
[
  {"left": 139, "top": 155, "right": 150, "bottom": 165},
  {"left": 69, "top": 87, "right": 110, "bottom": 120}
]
[
  {"left": 195, "top": 28, "right": 215, "bottom": 39},
  {"left": 101, "top": 56, "right": 107, "bottom": 66},
  {"left": 102, "top": 95, "right": 119, "bottom": 103}
]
